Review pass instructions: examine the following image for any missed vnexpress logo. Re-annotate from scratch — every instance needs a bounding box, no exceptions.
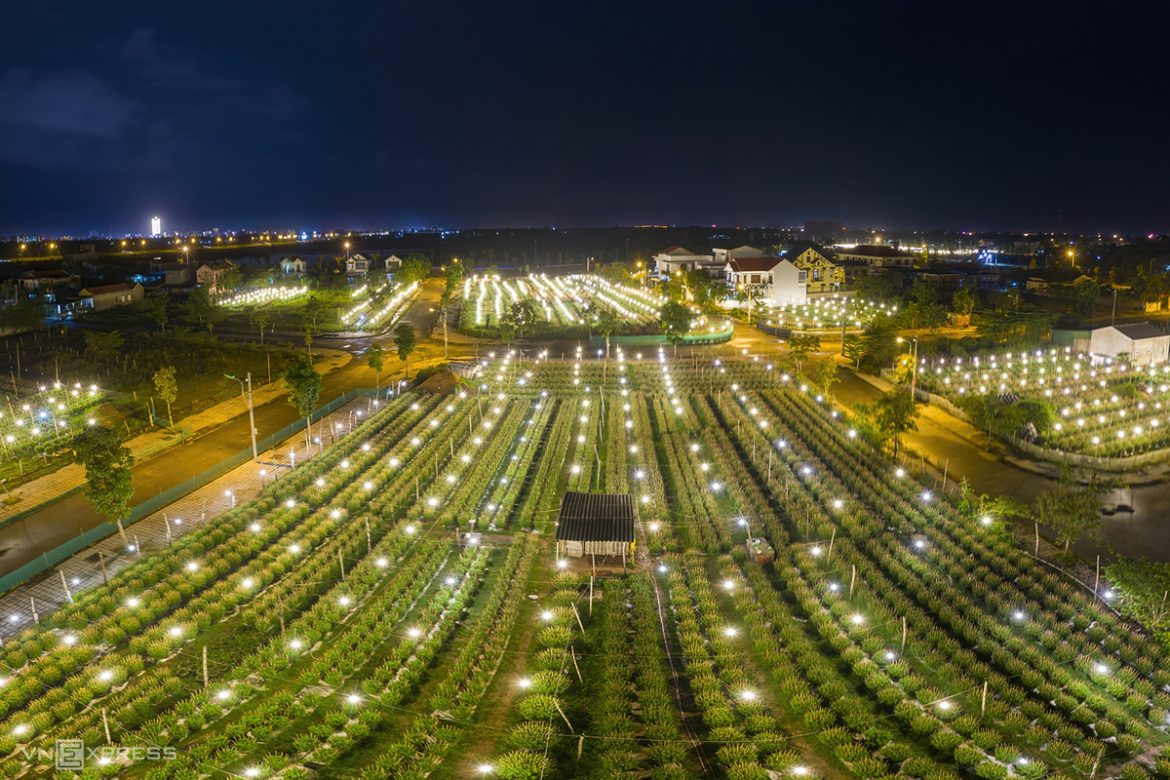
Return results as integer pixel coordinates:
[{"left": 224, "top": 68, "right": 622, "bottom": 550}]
[{"left": 55, "top": 739, "right": 85, "bottom": 770}]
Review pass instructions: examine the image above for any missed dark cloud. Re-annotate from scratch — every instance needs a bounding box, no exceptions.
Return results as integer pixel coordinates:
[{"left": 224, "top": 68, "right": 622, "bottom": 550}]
[{"left": 0, "top": 69, "right": 137, "bottom": 138}]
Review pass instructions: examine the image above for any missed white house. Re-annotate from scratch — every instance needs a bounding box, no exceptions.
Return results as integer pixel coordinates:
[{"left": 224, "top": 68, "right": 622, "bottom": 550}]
[
  {"left": 652, "top": 246, "right": 718, "bottom": 277},
  {"left": 725, "top": 256, "right": 807, "bottom": 307},
  {"left": 281, "top": 257, "right": 307, "bottom": 275},
  {"left": 346, "top": 253, "right": 370, "bottom": 275},
  {"left": 1089, "top": 322, "right": 1170, "bottom": 367},
  {"left": 79, "top": 282, "right": 144, "bottom": 312}
]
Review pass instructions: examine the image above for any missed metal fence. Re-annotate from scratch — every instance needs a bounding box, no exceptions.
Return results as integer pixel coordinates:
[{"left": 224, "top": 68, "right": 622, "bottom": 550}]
[{"left": 0, "top": 387, "right": 374, "bottom": 594}]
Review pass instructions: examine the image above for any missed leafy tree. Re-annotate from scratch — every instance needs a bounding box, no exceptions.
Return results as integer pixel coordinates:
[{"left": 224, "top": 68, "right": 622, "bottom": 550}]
[
  {"left": 859, "top": 387, "right": 918, "bottom": 455},
  {"left": 142, "top": 290, "right": 170, "bottom": 335},
  {"left": 184, "top": 287, "right": 224, "bottom": 334},
  {"left": 367, "top": 344, "right": 385, "bottom": 389},
  {"left": 1070, "top": 278, "right": 1100, "bottom": 322},
  {"left": 787, "top": 334, "right": 821, "bottom": 369},
  {"left": 843, "top": 333, "right": 865, "bottom": 368},
  {"left": 394, "top": 322, "right": 417, "bottom": 381},
  {"left": 1035, "top": 472, "right": 1105, "bottom": 554},
  {"left": 443, "top": 260, "right": 464, "bottom": 293},
  {"left": 804, "top": 356, "right": 839, "bottom": 397},
  {"left": 152, "top": 366, "right": 178, "bottom": 428},
  {"left": 857, "top": 320, "right": 900, "bottom": 372},
  {"left": 302, "top": 295, "right": 323, "bottom": 332},
  {"left": 73, "top": 425, "right": 134, "bottom": 525},
  {"left": 0, "top": 299, "right": 44, "bottom": 332},
  {"left": 855, "top": 273, "right": 896, "bottom": 302},
  {"left": 397, "top": 254, "right": 432, "bottom": 285},
  {"left": 84, "top": 331, "right": 124, "bottom": 371},
  {"left": 660, "top": 300, "right": 692, "bottom": 354},
  {"left": 595, "top": 308, "right": 620, "bottom": 357},
  {"left": 283, "top": 357, "right": 323, "bottom": 447},
  {"left": 501, "top": 300, "right": 538, "bottom": 344},
  {"left": 254, "top": 308, "right": 271, "bottom": 344},
  {"left": 951, "top": 286, "right": 977, "bottom": 317},
  {"left": 220, "top": 265, "right": 243, "bottom": 294}
]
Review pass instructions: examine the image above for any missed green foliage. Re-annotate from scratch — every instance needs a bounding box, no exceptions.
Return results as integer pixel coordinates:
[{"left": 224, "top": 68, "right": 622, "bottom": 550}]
[
  {"left": 787, "top": 334, "right": 821, "bottom": 368},
  {"left": 857, "top": 387, "right": 918, "bottom": 453},
  {"left": 1070, "top": 277, "right": 1100, "bottom": 321},
  {"left": 282, "top": 357, "right": 322, "bottom": 420},
  {"left": 84, "top": 330, "right": 124, "bottom": 368},
  {"left": 393, "top": 323, "right": 417, "bottom": 378},
  {"left": 494, "top": 750, "right": 555, "bottom": 780},
  {"left": 142, "top": 290, "right": 170, "bottom": 334},
  {"left": 73, "top": 424, "right": 135, "bottom": 522},
  {"left": 1035, "top": 472, "right": 1106, "bottom": 552},
  {"left": 152, "top": 366, "right": 178, "bottom": 426},
  {"left": 366, "top": 344, "right": 384, "bottom": 388},
  {"left": 660, "top": 301, "right": 692, "bottom": 348},
  {"left": 1104, "top": 559, "right": 1170, "bottom": 645},
  {"left": 397, "top": 253, "right": 432, "bottom": 285},
  {"left": 951, "top": 286, "right": 977, "bottom": 316}
]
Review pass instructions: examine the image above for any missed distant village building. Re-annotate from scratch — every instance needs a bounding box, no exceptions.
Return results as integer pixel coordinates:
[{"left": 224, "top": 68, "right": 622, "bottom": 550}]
[
  {"left": 554, "top": 492, "right": 635, "bottom": 562},
  {"left": 835, "top": 244, "right": 917, "bottom": 268},
  {"left": 281, "top": 257, "right": 307, "bottom": 275},
  {"left": 346, "top": 253, "right": 370, "bottom": 275},
  {"left": 79, "top": 282, "right": 144, "bottom": 312},
  {"left": 652, "top": 246, "right": 719, "bottom": 277},
  {"left": 196, "top": 260, "right": 237, "bottom": 296},
  {"left": 724, "top": 256, "right": 807, "bottom": 307},
  {"left": 782, "top": 243, "right": 843, "bottom": 294},
  {"left": 18, "top": 269, "right": 76, "bottom": 291},
  {"left": 1089, "top": 323, "right": 1170, "bottom": 367}
]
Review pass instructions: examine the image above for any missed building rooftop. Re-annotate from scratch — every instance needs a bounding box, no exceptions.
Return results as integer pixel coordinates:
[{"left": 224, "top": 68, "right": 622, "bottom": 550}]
[
  {"left": 1103, "top": 322, "right": 1167, "bottom": 340},
  {"left": 727, "top": 256, "right": 785, "bottom": 273},
  {"left": 555, "top": 491, "right": 635, "bottom": 542}
]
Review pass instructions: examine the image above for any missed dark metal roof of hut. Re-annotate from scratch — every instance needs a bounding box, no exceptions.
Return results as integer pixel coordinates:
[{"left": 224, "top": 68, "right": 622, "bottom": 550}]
[{"left": 555, "top": 492, "right": 635, "bottom": 542}]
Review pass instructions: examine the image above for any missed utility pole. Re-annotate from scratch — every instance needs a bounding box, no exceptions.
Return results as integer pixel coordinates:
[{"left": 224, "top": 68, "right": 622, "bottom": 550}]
[{"left": 226, "top": 373, "right": 259, "bottom": 459}]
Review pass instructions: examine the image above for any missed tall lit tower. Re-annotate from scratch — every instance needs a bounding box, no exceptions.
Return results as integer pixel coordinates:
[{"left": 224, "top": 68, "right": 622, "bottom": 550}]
[{"left": 151, "top": 216, "right": 162, "bottom": 237}]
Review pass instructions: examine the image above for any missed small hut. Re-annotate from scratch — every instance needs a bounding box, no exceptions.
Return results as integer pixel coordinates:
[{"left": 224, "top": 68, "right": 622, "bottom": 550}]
[{"left": 555, "top": 492, "right": 635, "bottom": 565}]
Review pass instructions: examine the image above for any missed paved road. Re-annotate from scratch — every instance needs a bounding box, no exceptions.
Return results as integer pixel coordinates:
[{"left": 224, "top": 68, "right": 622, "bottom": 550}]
[{"left": 0, "top": 278, "right": 477, "bottom": 577}]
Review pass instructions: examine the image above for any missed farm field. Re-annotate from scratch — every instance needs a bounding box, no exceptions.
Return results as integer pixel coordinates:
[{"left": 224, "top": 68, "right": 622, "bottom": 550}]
[
  {"left": 460, "top": 273, "right": 679, "bottom": 338},
  {"left": 758, "top": 296, "right": 898, "bottom": 332},
  {"left": 918, "top": 347, "right": 1170, "bottom": 457},
  {"left": 0, "top": 353, "right": 1167, "bottom": 779}
]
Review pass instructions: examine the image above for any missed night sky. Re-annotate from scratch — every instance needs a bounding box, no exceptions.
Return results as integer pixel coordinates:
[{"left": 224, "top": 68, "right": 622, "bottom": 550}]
[{"left": 2, "top": 2, "right": 1167, "bottom": 236}]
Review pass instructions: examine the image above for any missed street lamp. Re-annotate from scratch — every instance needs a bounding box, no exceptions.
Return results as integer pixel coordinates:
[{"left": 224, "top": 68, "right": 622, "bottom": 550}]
[{"left": 225, "top": 373, "right": 258, "bottom": 459}]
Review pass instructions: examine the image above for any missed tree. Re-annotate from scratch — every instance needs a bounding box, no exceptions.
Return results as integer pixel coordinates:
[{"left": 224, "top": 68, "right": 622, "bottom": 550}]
[
  {"left": 73, "top": 425, "right": 134, "bottom": 526},
  {"left": 84, "top": 331, "right": 124, "bottom": 372},
  {"left": 443, "top": 260, "right": 464, "bottom": 294},
  {"left": 142, "top": 290, "right": 170, "bottom": 335},
  {"left": 254, "top": 308, "right": 271, "bottom": 344},
  {"left": 0, "top": 299, "right": 44, "bottom": 332},
  {"left": 843, "top": 333, "right": 865, "bottom": 368},
  {"left": 859, "top": 387, "right": 918, "bottom": 455},
  {"left": 184, "top": 287, "right": 224, "bottom": 334},
  {"left": 951, "top": 286, "right": 977, "bottom": 317},
  {"left": 596, "top": 308, "right": 620, "bottom": 357},
  {"left": 856, "top": 319, "right": 900, "bottom": 372},
  {"left": 660, "top": 300, "right": 692, "bottom": 354},
  {"left": 283, "top": 358, "right": 323, "bottom": 448},
  {"left": 367, "top": 344, "right": 384, "bottom": 390},
  {"left": 152, "top": 366, "right": 178, "bottom": 428},
  {"left": 804, "top": 356, "right": 839, "bottom": 397},
  {"left": 220, "top": 265, "right": 243, "bottom": 295},
  {"left": 394, "top": 322, "right": 417, "bottom": 381},
  {"left": 1070, "top": 278, "right": 1100, "bottom": 322},
  {"left": 1035, "top": 472, "right": 1105, "bottom": 554},
  {"left": 397, "top": 254, "right": 432, "bottom": 286},
  {"left": 501, "top": 300, "right": 538, "bottom": 344},
  {"left": 787, "top": 334, "right": 821, "bottom": 370}
]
